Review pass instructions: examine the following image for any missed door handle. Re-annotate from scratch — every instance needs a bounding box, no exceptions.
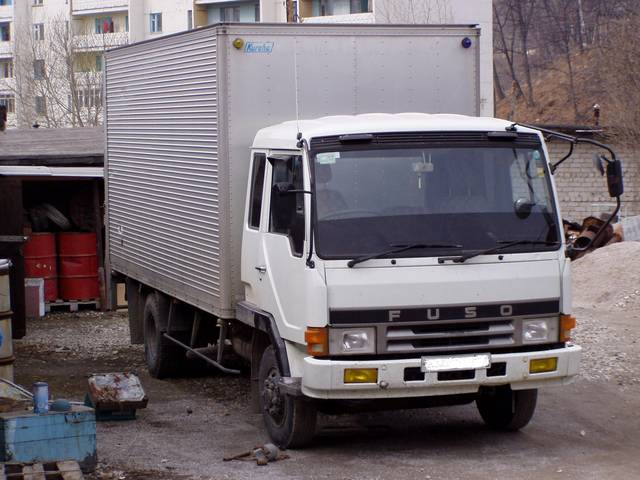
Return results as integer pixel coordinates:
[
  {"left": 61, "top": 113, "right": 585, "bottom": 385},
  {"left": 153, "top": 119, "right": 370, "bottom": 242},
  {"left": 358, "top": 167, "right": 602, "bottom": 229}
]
[{"left": 255, "top": 265, "right": 267, "bottom": 274}]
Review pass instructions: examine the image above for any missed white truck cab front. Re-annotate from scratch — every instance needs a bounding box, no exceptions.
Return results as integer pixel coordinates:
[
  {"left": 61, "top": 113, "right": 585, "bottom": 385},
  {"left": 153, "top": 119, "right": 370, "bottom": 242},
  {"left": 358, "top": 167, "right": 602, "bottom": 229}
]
[{"left": 239, "top": 113, "right": 584, "bottom": 446}]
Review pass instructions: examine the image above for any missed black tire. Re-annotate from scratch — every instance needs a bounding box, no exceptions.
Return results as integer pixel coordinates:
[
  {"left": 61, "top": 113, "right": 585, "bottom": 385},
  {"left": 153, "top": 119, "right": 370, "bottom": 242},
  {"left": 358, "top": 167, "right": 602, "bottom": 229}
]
[
  {"left": 476, "top": 386, "right": 538, "bottom": 431},
  {"left": 258, "top": 346, "right": 317, "bottom": 448},
  {"left": 143, "top": 292, "right": 185, "bottom": 379}
]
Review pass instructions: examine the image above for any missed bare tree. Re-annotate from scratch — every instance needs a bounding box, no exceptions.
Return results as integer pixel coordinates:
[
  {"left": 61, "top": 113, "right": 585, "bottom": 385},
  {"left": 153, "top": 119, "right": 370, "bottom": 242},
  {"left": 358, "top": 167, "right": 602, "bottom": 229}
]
[
  {"left": 11, "top": 13, "right": 126, "bottom": 128},
  {"left": 375, "top": 0, "right": 452, "bottom": 24}
]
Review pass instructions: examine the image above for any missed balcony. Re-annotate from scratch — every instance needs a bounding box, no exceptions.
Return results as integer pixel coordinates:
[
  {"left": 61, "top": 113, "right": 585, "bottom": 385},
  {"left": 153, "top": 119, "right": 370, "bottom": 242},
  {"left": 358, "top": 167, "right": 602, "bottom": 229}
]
[
  {"left": 0, "top": 5, "right": 12, "bottom": 22},
  {"left": 73, "top": 32, "right": 128, "bottom": 52},
  {"left": 0, "top": 41, "right": 12, "bottom": 58},
  {"left": 72, "top": 0, "right": 128, "bottom": 16}
]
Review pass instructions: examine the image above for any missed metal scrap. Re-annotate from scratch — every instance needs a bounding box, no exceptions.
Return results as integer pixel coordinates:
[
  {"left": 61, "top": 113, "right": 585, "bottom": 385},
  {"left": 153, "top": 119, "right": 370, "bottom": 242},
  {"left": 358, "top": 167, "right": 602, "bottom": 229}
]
[
  {"left": 86, "top": 373, "right": 147, "bottom": 420},
  {"left": 223, "top": 443, "right": 289, "bottom": 466}
]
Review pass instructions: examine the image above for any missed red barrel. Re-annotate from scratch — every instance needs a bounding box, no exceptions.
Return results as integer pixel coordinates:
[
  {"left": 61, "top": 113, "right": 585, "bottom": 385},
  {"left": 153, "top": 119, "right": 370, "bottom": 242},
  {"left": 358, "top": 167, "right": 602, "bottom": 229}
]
[
  {"left": 58, "top": 232, "right": 99, "bottom": 301},
  {"left": 24, "top": 233, "right": 58, "bottom": 302}
]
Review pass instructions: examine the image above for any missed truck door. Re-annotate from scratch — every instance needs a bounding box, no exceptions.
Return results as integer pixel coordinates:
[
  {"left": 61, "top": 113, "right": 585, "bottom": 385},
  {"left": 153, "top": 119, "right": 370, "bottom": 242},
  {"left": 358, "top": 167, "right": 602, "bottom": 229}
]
[{"left": 255, "top": 152, "right": 309, "bottom": 341}]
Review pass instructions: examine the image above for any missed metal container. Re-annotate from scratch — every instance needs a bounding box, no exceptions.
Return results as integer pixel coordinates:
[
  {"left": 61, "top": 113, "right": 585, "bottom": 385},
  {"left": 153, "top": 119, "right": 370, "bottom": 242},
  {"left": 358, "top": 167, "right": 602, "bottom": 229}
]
[
  {"left": 57, "top": 232, "right": 99, "bottom": 301},
  {"left": 105, "top": 24, "right": 483, "bottom": 319},
  {"left": 32, "top": 382, "right": 49, "bottom": 414},
  {"left": 0, "top": 260, "right": 13, "bottom": 381},
  {"left": 0, "top": 405, "right": 97, "bottom": 472},
  {"left": 24, "top": 233, "right": 58, "bottom": 302}
]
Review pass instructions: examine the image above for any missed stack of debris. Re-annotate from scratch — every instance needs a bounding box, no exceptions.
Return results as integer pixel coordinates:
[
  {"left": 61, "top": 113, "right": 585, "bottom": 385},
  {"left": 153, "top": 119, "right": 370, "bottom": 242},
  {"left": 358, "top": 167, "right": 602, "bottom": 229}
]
[{"left": 564, "top": 214, "right": 640, "bottom": 260}]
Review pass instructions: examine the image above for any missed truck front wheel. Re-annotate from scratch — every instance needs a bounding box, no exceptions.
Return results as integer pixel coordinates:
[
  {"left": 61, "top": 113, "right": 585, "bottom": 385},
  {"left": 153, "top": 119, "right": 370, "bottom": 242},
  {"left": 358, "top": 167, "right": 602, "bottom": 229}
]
[
  {"left": 258, "top": 346, "right": 317, "bottom": 448},
  {"left": 476, "top": 386, "right": 537, "bottom": 431}
]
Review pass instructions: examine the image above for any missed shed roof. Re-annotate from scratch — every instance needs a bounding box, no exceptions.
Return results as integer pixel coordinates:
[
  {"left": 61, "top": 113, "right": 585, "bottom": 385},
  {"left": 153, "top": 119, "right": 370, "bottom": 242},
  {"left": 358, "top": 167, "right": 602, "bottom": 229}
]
[{"left": 0, "top": 127, "right": 103, "bottom": 165}]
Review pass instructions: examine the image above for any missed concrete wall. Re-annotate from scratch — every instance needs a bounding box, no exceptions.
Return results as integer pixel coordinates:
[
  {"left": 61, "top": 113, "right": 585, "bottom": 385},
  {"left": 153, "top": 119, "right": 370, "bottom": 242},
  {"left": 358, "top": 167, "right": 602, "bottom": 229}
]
[
  {"left": 130, "top": 0, "right": 193, "bottom": 43},
  {"left": 548, "top": 140, "right": 639, "bottom": 221}
]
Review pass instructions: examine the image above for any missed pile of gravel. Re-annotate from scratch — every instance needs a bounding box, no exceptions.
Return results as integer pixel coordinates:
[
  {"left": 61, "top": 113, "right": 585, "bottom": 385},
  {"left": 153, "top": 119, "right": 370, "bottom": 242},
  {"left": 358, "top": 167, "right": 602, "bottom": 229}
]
[
  {"left": 571, "top": 242, "right": 640, "bottom": 386},
  {"left": 572, "top": 242, "right": 640, "bottom": 311}
]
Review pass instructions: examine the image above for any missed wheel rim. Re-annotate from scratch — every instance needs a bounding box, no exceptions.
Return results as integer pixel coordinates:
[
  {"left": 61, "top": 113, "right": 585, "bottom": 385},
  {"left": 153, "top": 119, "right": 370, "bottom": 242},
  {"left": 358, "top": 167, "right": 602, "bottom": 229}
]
[{"left": 262, "top": 367, "right": 286, "bottom": 426}]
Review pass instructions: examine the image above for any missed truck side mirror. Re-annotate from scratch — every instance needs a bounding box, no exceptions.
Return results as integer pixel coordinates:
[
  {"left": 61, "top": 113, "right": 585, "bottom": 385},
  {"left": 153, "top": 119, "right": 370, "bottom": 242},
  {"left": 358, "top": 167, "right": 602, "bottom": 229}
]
[
  {"left": 514, "top": 198, "right": 535, "bottom": 219},
  {"left": 607, "top": 159, "right": 624, "bottom": 198}
]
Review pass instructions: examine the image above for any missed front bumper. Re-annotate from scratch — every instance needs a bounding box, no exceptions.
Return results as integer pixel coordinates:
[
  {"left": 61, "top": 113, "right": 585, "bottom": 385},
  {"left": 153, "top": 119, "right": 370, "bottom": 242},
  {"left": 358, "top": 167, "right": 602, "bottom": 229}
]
[{"left": 301, "top": 344, "right": 581, "bottom": 400}]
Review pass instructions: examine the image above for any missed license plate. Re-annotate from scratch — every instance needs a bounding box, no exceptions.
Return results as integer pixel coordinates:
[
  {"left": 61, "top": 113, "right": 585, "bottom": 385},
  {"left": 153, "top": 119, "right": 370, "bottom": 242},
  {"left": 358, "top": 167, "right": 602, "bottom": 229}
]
[{"left": 421, "top": 354, "right": 491, "bottom": 373}]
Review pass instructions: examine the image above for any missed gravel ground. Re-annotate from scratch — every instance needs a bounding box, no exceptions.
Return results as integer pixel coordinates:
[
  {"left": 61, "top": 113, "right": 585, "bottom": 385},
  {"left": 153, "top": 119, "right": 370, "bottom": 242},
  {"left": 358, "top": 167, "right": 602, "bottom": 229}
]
[
  {"left": 10, "top": 243, "right": 640, "bottom": 479},
  {"left": 571, "top": 242, "right": 640, "bottom": 385}
]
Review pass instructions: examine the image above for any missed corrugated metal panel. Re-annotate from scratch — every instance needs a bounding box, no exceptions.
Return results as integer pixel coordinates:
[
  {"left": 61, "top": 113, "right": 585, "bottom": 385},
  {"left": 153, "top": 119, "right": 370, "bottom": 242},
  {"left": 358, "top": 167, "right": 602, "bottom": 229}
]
[{"left": 105, "top": 29, "right": 229, "bottom": 316}]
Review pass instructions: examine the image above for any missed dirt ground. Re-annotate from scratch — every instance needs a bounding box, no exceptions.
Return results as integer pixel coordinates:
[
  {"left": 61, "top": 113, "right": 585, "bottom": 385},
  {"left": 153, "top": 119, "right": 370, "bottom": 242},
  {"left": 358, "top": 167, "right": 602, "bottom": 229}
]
[{"left": 12, "top": 244, "right": 640, "bottom": 480}]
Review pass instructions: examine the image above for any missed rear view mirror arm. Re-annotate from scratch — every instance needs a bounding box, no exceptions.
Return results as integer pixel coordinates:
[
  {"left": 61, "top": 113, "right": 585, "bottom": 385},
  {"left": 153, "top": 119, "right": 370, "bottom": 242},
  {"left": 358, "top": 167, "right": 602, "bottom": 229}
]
[
  {"left": 511, "top": 123, "right": 623, "bottom": 255},
  {"left": 550, "top": 142, "right": 574, "bottom": 174}
]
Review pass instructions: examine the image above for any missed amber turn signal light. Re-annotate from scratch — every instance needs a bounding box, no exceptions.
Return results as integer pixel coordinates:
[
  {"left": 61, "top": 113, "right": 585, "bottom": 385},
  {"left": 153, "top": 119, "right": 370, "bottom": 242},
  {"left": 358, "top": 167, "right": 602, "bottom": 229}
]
[
  {"left": 560, "top": 314, "right": 576, "bottom": 342},
  {"left": 305, "top": 327, "right": 329, "bottom": 356}
]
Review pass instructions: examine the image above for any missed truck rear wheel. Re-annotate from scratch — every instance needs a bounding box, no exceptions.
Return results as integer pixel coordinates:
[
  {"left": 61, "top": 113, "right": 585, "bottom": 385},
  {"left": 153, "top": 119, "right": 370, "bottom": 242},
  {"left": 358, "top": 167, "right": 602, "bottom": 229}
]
[
  {"left": 258, "top": 346, "right": 317, "bottom": 448},
  {"left": 143, "top": 292, "right": 185, "bottom": 379},
  {"left": 476, "top": 386, "right": 538, "bottom": 431}
]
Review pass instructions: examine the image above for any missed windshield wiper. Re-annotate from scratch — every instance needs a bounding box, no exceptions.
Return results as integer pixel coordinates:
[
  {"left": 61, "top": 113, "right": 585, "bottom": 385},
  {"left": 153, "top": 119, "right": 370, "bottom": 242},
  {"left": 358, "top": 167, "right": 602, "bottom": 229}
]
[
  {"left": 347, "top": 243, "right": 463, "bottom": 268},
  {"left": 450, "top": 240, "right": 560, "bottom": 264}
]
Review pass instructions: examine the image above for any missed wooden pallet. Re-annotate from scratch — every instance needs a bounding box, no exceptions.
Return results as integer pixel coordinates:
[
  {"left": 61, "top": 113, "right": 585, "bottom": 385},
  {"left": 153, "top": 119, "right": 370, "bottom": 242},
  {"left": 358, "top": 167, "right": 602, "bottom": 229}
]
[
  {"left": 45, "top": 300, "right": 100, "bottom": 313},
  {"left": 0, "top": 461, "right": 83, "bottom": 479}
]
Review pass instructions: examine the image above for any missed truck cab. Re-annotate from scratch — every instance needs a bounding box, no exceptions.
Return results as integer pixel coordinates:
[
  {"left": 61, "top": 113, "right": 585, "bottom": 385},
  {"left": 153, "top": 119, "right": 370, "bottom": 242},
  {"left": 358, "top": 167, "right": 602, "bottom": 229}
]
[{"left": 239, "top": 113, "right": 581, "bottom": 446}]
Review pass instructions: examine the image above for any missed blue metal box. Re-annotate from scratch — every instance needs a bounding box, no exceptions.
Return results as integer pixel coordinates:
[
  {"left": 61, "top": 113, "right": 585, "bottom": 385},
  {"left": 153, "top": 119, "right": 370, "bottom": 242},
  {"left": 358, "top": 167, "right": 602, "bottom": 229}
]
[{"left": 0, "top": 406, "right": 96, "bottom": 472}]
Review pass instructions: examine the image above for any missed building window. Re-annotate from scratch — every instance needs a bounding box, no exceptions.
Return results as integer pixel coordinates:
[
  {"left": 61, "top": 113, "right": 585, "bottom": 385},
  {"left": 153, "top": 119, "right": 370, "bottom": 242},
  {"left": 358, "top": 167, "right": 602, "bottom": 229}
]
[
  {"left": 35, "top": 96, "right": 46, "bottom": 115},
  {"left": 150, "top": 13, "right": 162, "bottom": 33},
  {"left": 187, "top": 10, "right": 192, "bottom": 30},
  {"left": 220, "top": 7, "right": 240, "bottom": 22},
  {"left": 255, "top": 3, "right": 260, "bottom": 21},
  {"left": 77, "top": 88, "right": 101, "bottom": 108},
  {"left": 95, "top": 17, "right": 114, "bottom": 34},
  {"left": 0, "top": 94, "right": 14, "bottom": 114},
  {"left": 33, "top": 0, "right": 43, "bottom": 5},
  {"left": 0, "top": 1, "right": 13, "bottom": 6},
  {"left": 95, "top": 54, "right": 103, "bottom": 71},
  {"left": 33, "top": 23, "right": 45, "bottom": 41},
  {"left": 0, "top": 60, "right": 12, "bottom": 78},
  {"left": 125, "top": 15, "right": 129, "bottom": 32},
  {"left": 33, "top": 59, "right": 45, "bottom": 80},
  {"left": 0, "top": 22, "right": 10, "bottom": 42}
]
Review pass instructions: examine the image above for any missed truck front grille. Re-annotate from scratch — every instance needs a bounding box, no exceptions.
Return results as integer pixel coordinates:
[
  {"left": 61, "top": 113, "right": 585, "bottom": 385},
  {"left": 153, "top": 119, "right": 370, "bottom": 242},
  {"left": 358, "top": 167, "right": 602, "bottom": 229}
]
[{"left": 380, "top": 319, "right": 515, "bottom": 354}]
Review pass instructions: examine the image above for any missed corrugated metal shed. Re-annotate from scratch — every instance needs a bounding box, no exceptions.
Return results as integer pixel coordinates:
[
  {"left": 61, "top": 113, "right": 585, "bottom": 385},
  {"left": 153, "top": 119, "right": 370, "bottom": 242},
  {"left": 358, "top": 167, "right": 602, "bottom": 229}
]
[{"left": 0, "top": 128, "right": 103, "bottom": 165}]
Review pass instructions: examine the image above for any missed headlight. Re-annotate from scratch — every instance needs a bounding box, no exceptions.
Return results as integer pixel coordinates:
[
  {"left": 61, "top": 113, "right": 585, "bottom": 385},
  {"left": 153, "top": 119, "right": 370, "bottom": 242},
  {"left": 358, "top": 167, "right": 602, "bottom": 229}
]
[
  {"left": 522, "top": 317, "right": 559, "bottom": 344},
  {"left": 329, "top": 328, "right": 376, "bottom": 355}
]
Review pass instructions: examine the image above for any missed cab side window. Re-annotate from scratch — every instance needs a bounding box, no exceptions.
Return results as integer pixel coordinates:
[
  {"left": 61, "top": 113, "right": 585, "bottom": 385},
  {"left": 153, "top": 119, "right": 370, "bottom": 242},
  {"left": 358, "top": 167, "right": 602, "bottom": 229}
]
[
  {"left": 248, "top": 153, "right": 266, "bottom": 229},
  {"left": 269, "top": 155, "right": 305, "bottom": 256}
]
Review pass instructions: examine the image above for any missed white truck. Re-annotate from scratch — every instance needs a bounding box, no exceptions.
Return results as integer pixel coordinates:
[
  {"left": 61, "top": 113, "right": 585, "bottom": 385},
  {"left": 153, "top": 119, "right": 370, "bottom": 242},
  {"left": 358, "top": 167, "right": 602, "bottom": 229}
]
[{"left": 104, "top": 23, "right": 623, "bottom": 447}]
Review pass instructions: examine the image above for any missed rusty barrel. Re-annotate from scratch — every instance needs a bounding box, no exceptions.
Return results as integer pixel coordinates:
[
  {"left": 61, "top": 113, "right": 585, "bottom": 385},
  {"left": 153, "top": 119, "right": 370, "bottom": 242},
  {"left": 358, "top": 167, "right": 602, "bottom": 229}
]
[
  {"left": 0, "top": 259, "right": 14, "bottom": 381},
  {"left": 58, "top": 232, "right": 99, "bottom": 301},
  {"left": 24, "top": 233, "right": 58, "bottom": 302}
]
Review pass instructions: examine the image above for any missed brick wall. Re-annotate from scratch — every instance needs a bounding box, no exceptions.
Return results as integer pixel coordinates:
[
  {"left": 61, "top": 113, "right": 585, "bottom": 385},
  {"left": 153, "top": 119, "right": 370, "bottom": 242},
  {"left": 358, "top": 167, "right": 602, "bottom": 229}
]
[{"left": 548, "top": 139, "right": 638, "bottom": 221}]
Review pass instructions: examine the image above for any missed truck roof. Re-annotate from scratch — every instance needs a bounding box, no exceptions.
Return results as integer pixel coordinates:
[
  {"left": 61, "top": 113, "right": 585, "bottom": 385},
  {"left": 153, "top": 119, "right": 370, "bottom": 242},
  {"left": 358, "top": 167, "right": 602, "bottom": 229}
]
[{"left": 252, "top": 113, "right": 540, "bottom": 150}]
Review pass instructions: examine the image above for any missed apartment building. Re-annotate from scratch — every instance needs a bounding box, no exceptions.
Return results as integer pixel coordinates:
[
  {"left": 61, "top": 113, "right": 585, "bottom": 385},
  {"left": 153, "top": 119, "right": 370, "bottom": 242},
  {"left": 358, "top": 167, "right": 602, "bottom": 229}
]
[
  {"left": 0, "top": 0, "right": 263, "bottom": 128},
  {"left": 0, "top": 0, "right": 491, "bottom": 128}
]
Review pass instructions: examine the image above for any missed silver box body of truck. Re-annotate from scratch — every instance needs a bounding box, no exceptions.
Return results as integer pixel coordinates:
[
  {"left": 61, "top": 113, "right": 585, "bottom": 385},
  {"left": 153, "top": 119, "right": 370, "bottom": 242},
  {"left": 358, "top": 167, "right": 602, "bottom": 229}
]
[{"left": 105, "top": 23, "right": 482, "bottom": 318}]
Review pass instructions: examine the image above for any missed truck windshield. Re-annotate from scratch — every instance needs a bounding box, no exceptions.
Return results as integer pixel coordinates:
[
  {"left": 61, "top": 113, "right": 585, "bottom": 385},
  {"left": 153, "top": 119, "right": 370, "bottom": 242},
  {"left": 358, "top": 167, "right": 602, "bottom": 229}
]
[{"left": 313, "top": 146, "right": 560, "bottom": 260}]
